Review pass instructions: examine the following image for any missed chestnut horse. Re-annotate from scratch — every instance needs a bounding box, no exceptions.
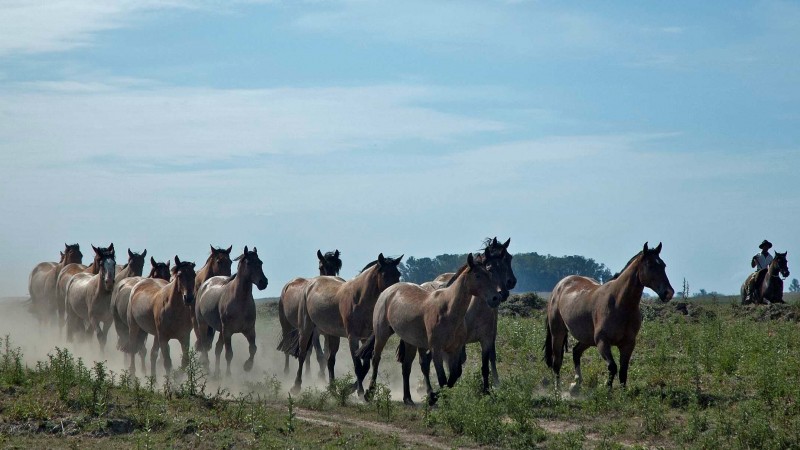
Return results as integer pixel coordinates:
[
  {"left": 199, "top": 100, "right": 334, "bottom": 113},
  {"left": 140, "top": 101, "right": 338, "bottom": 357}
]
[
  {"left": 57, "top": 244, "right": 110, "bottom": 332},
  {"left": 287, "top": 253, "right": 403, "bottom": 394},
  {"left": 359, "top": 254, "right": 507, "bottom": 405},
  {"left": 545, "top": 242, "right": 674, "bottom": 392},
  {"left": 277, "top": 249, "right": 343, "bottom": 378},
  {"left": 64, "top": 246, "right": 117, "bottom": 349},
  {"left": 116, "top": 249, "right": 147, "bottom": 280},
  {"left": 741, "top": 252, "right": 790, "bottom": 305},
  {"left": 420, "top": 237, "right": 517, "bottom": 393},
  {"left": 29, "top": 244, "right": 83, "bottom": 325},
  {"left": 127, "top": 257, "right": 196, "bottom": 378},
  {"left": 110, "top": 257, "right": 171, "bottom": 364},
  {"left": 195, "top": 246, "right": 268, "bottom": 376}
]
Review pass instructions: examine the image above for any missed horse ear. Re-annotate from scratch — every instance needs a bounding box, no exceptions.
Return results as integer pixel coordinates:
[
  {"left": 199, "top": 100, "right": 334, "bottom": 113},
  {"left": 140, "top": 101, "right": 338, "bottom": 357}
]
[
  {"left": 109, "top": 243, "right": 114, "bottom": 253},
  {"left": 642, "top": 242, "right": 649, "bottom": 254},
  {"left": 335, "top": 249, "right": 340, "bottom": 258},
  {"left": 244, "top": 245, "right": 249, "bottom": 255},
  {"left": 175, "top": 256, "right": 181, "bottom": 266},
  {"left": 655, "top": 242, "right": 662, "bottom": 254},
  {"left": 467, "top": 253, "right": 475, "bottom": 268},
  {"left": 210, "top": 244, "right": 215, "bottom": 253},
  {"left": 128, "top": 248, "right": 134, "bottom": 259},
  {"left": 226, "top": 245, "right": 233, "bottom": 254},
  {"left": 141, "top": 249, "right": 147, "bottom": 258},
  {"left": 150, "top": 256, "right": 157, "bottom": 267},
  {"left": 60, "top": 251, "right": 64, "bottom": 257},
  {"left": 492, "top": 237, "right": 498, "bottom": 246},
  {"left": 378, "top": 253, "right": 386, "bottom": 267},
  {"left": 395, "top": 254, "right": 404, "bottom": 263},
  {"left": 166, "top": 261, "right": 170, "bottom": 269},
  {"left": 253, "top": 247, "right": 257, "bottom": 253},
  {"left": 502, "top": 238, "right": 511, "bottom": 249},
  {"left": 317, "top": 250, "right": 324, "bottom": 261},
  {"left": 92, "top": 244, "right": 99, "bottom": 254}
]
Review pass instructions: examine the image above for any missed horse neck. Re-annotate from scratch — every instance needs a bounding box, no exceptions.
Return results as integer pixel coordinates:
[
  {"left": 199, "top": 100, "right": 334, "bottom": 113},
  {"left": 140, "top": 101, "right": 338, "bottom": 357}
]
[
  {"left": 350, "top": 266, "right": 381, "bottom": 302},
  {"left": 441, "top": 270, "right": 474, "bottom": 318},
  {"left": 231, "top": 271, "right": 253, "bottom": 301},
  {"left": 164, "top": 279, "right": 186, "bottom": 310},
  {"left": 610, "top": 259, "right": 645, "bottom": 309},
  {"left": 87, "top": 261, "right": 100, "bottom": 274},
  {"left": 768, "top": 261, "right": 781, "bottom": 277}
]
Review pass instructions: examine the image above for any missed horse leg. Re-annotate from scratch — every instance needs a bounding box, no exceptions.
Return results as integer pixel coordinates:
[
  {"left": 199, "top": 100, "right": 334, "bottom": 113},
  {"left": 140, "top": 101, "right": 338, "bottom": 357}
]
[
  {"left": 213, "top": 333, "right": 224, "bottom": 378},
  {"left": 312, "top": 329, "right": 327, "bottom": 379},
  {"left": 179, "top": 334, "right": 190, "bottom": 371},
  {"left": 549, "top": 321, "right": 569, "bottom": 390},
  {"left": 479, "top": 341, "right": 491, "bottom": 393},
  {"left": 418, "top": 349, "right": 436, "bottom": 402},
  {"left": 149, "top": 337, "right": 160, "bottom": 379},
  {"left": 618, "top": 341, "right": 636, "bottom": 388},
  {"left": 284, "top": 353, "right": 291, "bottom": 376},
  {"left": 596, "top": 338, "right": 618, "bottom": 388},
  {"left": 160, "top": 337, "right": 173, "bottom": 379},
  {"left": 489, "top": 341, "right": 500, "bottom": 387},
  {"left": 290, "top": 323, "right": 316, "bottom": 394},
  {"left": 446, "top": 351, "right": 463, "bottom": 388},
  {"left": 431, "top": 350, "right": 448, "bottom": 389},
  {"left": 243, "top": 327, "right": 257, "bottom": 372},
  {"left": 364, "top": 326, "right": 393, "bottom": 401},
  {"left": 348, "top": 337, "right": 369, "bottom": 396},
  {"left": 400, "top": 343, "right": 418, "bottom": 406},
  {"left": 223, "top": 330, "right": 234, "bottom": 377},
  {"left": 569, "top": 341, "right": 591, "bottom": 394},
  {"left": 324, "top": 335, "right": 341, "bottom": 386}
]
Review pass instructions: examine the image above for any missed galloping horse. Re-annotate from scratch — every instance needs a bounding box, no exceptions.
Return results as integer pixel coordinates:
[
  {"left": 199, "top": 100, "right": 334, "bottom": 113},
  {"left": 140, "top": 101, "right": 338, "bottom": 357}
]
[
  {"left": 741, "top": 252, "right": 790, "bottom": 305},
  {"left": 358, "top": 253, "right": 507, "bottom": 405},
  {"left": 64, "top": 246, "right": 117, "bottom": 349},
  {"left": 57, "top": 244, "right": 111, "bottom": 332},
  {"left": 116, "top": 249, "right": 147, "bottom": 280},
  {"left": 419, "top": 238, "right": 516, "bottom": 393},
  {"left": 111, "top": 257, "right": 171, "bottom": 363},
  {"left": 195, "top": 246, "right": 268, "bottom": 376},
  {"left": 127, "top": 257, "right": 196, "bottom": 377},
  {"left": 195, "top": 245, "right": 233, "bottom": 295},
  {"left": 287, "top": 253, "right": 403, "bottom": 394},
  {"left": 545, "top": 242, "right": 674, "bottom": 391},
  {"left": 278, "top": 249, "right": 343, "bottom": 378},
  {"left": 29, "top": 244, "right": 83, "bottom": 325}
]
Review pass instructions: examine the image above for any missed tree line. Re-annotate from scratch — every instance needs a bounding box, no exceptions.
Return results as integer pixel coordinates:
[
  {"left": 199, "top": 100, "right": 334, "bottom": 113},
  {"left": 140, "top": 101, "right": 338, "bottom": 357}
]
[{"left": 399, "top": 252, "right": 613, "bottom": 293}]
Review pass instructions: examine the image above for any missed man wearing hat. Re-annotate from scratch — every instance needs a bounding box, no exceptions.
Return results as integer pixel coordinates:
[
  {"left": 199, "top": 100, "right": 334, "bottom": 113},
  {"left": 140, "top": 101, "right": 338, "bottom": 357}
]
[{"left": 751, "top": 240, "right": 774, "bottom": 271}]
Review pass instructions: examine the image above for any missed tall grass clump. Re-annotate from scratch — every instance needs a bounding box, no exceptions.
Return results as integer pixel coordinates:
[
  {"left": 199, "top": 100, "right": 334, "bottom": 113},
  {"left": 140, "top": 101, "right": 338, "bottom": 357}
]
[{"left": 0, "top": 335, "right": 25, "bottom": 386}]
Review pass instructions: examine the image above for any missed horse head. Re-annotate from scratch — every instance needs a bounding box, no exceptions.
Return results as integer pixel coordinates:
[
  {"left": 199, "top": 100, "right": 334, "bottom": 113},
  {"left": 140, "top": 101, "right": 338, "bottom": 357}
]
[
  {"left": 96, "top": 246, "right": 116, "bottom": 292},
  {"left": 374, "top": 253, "right": 403, "bottom": 291},
  {"left": 638, "top": 242, "right": 674, "bottom": 302},
  {"left": 235, "top": 246, "right": 268, "bottom": 291},
  {"left": 318, "top": 249, "right": 343, "bottom": 276},
  {"left": 148, "top": 257, "right": 171, "bottom": 281},
  {"left": 465, "top": 253, "right": 507, "bottom": 308},
  {"left": 207, "top": 244, "right": 233, "bottom": 277},
  {"left": 126, "top": 248, "right": 147, "bottom": 276},
  {"left": 481, "top": 237, "right": 517, "bottom": 293},
  {"left": 173, "top": 256, "right": 197, "bottom": 305},
  {"left": 773, "top": 252, "right": 790, "bottom": 279},
  {"left": 63, "top": 243, "right": 83, "bottom": 265}
]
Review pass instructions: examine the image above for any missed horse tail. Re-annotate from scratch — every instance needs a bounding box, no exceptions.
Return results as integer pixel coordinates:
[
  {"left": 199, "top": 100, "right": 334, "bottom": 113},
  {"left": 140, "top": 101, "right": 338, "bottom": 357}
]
[
  {"left": 276, "top": 293, "right": 298, "bottom": 356},
  {"left": 543, "top": 318, "right": 554, "bottom": 368},
  {"left": 395, "top": 340, "right": 406, "bottom": 363},
  {"left": 355, "top": 334, "right": 375, "bottom": 362}
]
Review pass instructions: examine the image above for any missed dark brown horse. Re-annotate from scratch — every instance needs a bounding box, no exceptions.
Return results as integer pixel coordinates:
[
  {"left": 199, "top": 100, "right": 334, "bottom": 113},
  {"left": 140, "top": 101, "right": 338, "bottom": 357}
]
[
  {"left": 64, "top": 246, "right": 117, "bottom": 349},
  {"left": 111, "top": 257, "right": 171, "bottom": 364},
  {"left": 127, "top": 257, "right": 196, "bottom": 377},
  {"left": 195, "top": 246, "right": 268, "bottom": 376},
  {"left": 56, "top": 244, "right": 110, "bottom": 333},
  {"left": 420, "top": 238, "right": 516, "bottom": 393},
  {"left": 741, "top": 252, "right": 790, "bottom": 305},
  {"left": 359, "top": 254, "right": 507, "bottom": 405},
  {"left": 116, "top": 249, "right": 147, "bottom": 280},
  {"left": 545, "top": 243, "right": 674, "bottom": 392},
  {"left": 195, "top": 245, "right": 233, "bottom": 295},
  {"left": 286, "top": 253, "right": 403, "bottom": 394},
  {"left": 278, "top": 249, "right": 343, "bottom": 378},
  {"left": 29, "top": 244, "right": 83, "bottom": 325}
]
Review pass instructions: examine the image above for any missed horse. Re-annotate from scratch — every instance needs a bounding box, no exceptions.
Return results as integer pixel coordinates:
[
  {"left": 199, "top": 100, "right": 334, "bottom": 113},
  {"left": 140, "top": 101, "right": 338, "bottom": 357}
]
[
  {"left": 110, "top": 257, "right": 171, "bottom": 365},
  {"left": 29, "top": 244, "right": 83, "bottom": 325},
  {"left": 286, "top": 253, "right": 403, "bottom": 395},
  {"left": 277, "top": 249, "right": 343, "bottom": 378},
  {"left": 195, "top": 246, "right": 268, "bottom": 376},
  {"left": 419, "top": 237, "right": 516, "bottom": 393},
  {"left": 358, "top": 253, "right": 507, "bottom": 405},
  {"left": 126, "top": 256, "right": 196, "bottom": 378},
  {"left": 116, "top": 248, "right": 147, "bottom": 280},
  {"left": 195, "top": 245, "right": 233, "bottom": 295},
  {"left": 544, "top": 242, "right": 674, "bottom": 392},
  {"left": 64, "top": 246, "right": 117, "bottom": 349},
  {"left": 741, "top": 252, "right": 790, "bottom": 305},
  {"left": 56, "top": 244, "right": 111, "bottom": 332}
]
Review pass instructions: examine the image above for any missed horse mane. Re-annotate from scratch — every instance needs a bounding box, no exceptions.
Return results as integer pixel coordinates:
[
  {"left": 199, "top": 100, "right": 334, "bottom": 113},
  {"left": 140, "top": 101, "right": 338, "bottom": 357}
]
[
  {"left": 444, "top": 261, "right": 472, "bottom": 288},
  {"left": 223, "top": 273, "right": 237, "bottom": 285},
  {"left": 360, "top": 260, "right": 378, "bottom": 273},
  {"left": 324, "top": 251, "right": 343, "bottom": 273},
  {"left": 608, "top": 251, "right": 643, "bottom": 282}
]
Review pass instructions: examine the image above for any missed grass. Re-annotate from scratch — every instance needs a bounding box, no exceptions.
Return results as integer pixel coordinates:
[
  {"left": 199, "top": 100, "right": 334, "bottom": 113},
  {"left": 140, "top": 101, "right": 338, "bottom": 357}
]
[{"left": 3, "top": 299, "right": 800, "bottom": 448}]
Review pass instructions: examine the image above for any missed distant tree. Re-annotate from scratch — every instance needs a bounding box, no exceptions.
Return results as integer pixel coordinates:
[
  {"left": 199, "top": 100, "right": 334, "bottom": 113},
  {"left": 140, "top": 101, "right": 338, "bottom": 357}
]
[
  {"left": 790, "top": 278, "right": 800, "bottom": 293},
  {"left": 695, "top": 288, "right": 708, "bottom": 297}
]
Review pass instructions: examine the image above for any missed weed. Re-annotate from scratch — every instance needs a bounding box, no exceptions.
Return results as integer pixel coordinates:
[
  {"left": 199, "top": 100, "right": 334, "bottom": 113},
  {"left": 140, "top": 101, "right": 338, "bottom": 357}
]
[
  {"left": 328, "top": 372, "right": 356, "bottom": 407},
  {"left": 285, "top": 393, "right": 296, "bottom": 434}
]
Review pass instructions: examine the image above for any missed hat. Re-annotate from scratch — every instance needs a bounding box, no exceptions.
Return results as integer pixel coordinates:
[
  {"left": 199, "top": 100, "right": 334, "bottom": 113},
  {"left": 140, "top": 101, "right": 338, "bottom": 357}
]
[{"left": 759, "top": 240, "right": 773, "bottom": 250}]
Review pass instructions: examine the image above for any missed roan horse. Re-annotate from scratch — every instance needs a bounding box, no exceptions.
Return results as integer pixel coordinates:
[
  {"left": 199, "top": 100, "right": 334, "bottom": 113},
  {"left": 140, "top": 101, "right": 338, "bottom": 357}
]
[
  {"left": 278, "top": 249, "right": 343, "bottom": 378},
  {"left": 545, "top": 242, "right": 674, "bottom": 392},
  {"left": 126, "top": 257, "right": 196, "bottom": 378},
  {"left": 285, "top": 253, "right": 403, "bottom": 394},
  {"left": 358, "top": 253, "right": 507, "bottom": 405},
  {"left": 195, "top": 246, "right": 268, "bottom": 376},
  {"left": 110, "top": 257, "right": 171, "bottom": 365},
  {"left": 420, "top": 237, "right": 516, "bottom": 393},
  {"left": 64, "top": 246, "right": 117, "bottom": 349},
  {"left": 57, "top": 244, "right": 111, "bottom": 333},
  {"left": 741, "top": 252, "right": 790, "bottom": 305},
  {"left": 29, "top": 244, "right": 83, "bottom": 325}
]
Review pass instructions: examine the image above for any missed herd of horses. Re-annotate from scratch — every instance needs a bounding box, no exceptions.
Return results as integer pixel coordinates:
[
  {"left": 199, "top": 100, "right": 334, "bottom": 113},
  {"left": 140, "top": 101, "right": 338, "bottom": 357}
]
[{"left": 25, "top": 239, "right": 789, "bottom": 405}]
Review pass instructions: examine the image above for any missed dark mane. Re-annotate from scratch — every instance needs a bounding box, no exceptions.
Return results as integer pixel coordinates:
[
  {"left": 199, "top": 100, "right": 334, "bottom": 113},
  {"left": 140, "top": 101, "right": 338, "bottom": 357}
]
[
  {"left": 324, "top": 251, "right": 343, "bottom": 273},
  {"left": 444, "top": 260, "right": 473, "bottom": 288},
  {"left": 608, "top": 251, "right": 643, "bottom": 282},
  {"left": 223, "top": 273, "right": 238, "bottom": 285},
  {"left": 360, "top": 260, "right": 378, "bottom": 273}
]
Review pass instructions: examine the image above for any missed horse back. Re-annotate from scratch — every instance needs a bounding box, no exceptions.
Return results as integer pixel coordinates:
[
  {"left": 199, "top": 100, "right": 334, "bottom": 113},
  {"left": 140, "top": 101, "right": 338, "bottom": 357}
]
[
  {"left": 128, "top": 278, "right": 168, "bottom": 335},
  {"left": 304, "top": 276, "right": 348, "bottom": 337},
  {"left": 382, "top": 283, "right": 431, "bottom": 350},
  {"left": 549, "top": 275, "right": 602, "bottom": 345},
  {"left": 196, "top": 276, "right": 228, "bottom": 331},
  {"left": 29, "top": 262, "right": 56, "bottom": 298},
  {"left": 280, "top": 277, "right": 308, "bottom": 329}
]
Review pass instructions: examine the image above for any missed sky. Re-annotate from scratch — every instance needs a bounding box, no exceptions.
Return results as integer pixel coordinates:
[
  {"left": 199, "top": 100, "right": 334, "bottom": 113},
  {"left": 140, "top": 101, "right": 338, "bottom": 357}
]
[{"left": 1, "top": 0, "right": 798, "bottom": 297}]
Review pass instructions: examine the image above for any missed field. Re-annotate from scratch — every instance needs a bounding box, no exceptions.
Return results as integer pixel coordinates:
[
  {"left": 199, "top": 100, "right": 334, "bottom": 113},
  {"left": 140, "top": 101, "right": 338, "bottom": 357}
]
[{"left": 2, "top": 295, "right": 800, "bottom": 449}]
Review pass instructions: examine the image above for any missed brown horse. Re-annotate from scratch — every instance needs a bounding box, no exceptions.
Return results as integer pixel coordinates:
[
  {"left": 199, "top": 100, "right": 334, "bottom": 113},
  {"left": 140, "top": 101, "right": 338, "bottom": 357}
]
[
  {"left": 278, "top": 249, "right": 343, "bottom": 378},
  {"left": 195, "top": 246, "right": 268, "bottom": 376},
  {"left": 110, "top": 257, "right": 171, "bottom": 364},
  {"left": 741, "top": 252, "right": 790, "bottom": 305},
  {"left": 57, "top": 244, "right": 110, "bottom": 332},
  {"left": 29, "top": 244, "right": 83, "bottom": 325},
  {"left": 420, "top": 237, "right": 517, "bottom": 393},
  {"left": 195, "top": 245, "right": 233, "bottom": 295},
  {"left": 359, "top": 253, "right": 507, "bottom": 405},
  {"left": 116, "top": 248, "right": 147, "bottom": 280},
  {"left": 126, "top": 257, "right": 196, "bottom": 378},
  {"left": 64, "top": 246, "right": 117, "bottom": 349},
  {"left": 287, "top": 253, "right": 403, "bottom": 394},
  {"left": 545, "top": 242, "right": 674, "bottom": 392}
]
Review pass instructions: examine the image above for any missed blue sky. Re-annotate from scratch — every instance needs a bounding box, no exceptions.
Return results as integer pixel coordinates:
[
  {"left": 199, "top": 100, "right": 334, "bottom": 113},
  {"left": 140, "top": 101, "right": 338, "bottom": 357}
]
[{"left": 1, "top": 0, "right": 798, "bottom": 297}]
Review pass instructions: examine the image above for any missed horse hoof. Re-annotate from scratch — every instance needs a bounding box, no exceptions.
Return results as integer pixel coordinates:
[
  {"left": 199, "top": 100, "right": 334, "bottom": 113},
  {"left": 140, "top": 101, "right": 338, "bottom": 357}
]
[
  {"left": 427, "top": 392, "right": 439, "bottom": 406},
  {"left": 569, "top": 383, "right": 582, "bottom": 395},
  {"left": 403, "top": 398, "right": 415, "bottom": 406},
  {"left": 243, "top": 359, "right": 254, "bottom": 372},
  {"left": 290, "top": 384, "right": 302, "bottom": 395}
]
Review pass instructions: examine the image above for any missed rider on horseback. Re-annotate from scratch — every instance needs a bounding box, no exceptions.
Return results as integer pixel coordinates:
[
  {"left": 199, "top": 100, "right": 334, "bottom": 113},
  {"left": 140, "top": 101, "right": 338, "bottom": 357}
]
[{"left": 751, "top": 240, "right": 773, "bottom": 271}]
